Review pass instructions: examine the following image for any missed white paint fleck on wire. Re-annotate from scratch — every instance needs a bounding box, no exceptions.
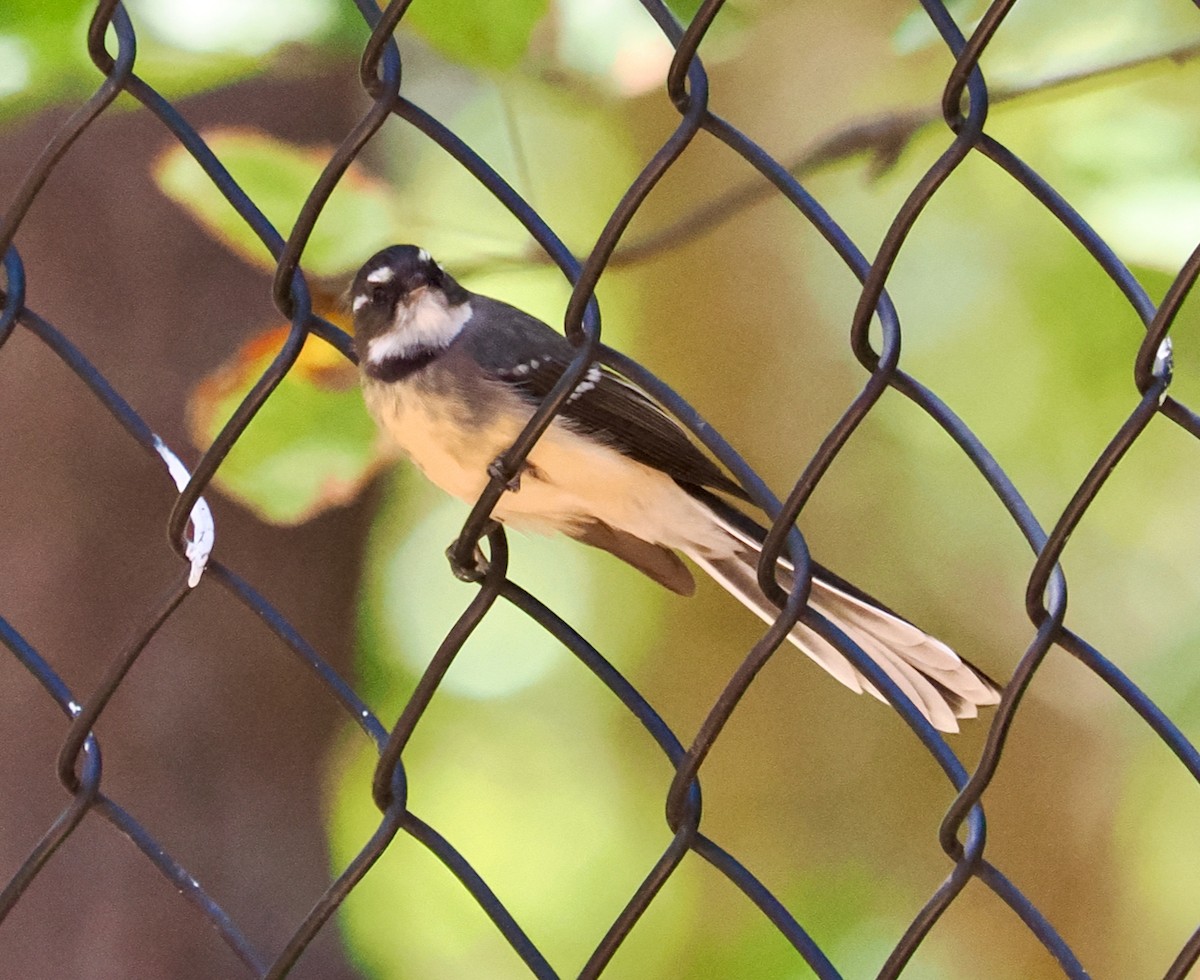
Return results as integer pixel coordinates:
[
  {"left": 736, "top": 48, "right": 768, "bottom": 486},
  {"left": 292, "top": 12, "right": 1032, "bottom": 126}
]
[
  {"left": 1154, "top": 337, "right": 1173, "bottom": 377},
  {"left": 154, "top": 436, "right": 214, "bottom": 588}
]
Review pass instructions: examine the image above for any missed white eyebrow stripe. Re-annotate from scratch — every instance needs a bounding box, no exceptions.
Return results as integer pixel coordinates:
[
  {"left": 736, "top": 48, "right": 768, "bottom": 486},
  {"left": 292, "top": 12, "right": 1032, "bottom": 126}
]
[
  {"left": 352, "top": 294, "right": 369, "bottom": 312},
  {"left": 366, "top": 266, "right": 395, "bottom": 284}
]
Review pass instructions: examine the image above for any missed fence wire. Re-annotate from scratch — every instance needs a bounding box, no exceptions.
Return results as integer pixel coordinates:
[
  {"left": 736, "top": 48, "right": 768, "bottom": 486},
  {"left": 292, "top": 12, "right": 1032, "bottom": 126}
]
[{"left": 2, "top": 1, "right": 1200, "bottom": 977}]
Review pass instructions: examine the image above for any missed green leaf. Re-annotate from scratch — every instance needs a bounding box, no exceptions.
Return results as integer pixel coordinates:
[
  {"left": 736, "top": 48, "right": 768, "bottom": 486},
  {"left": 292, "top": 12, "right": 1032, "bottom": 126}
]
[
  {"left": 393, "top": 77, "right": 639, "bottom": 269},
  {"left": 154, "top": 128, "right": 403, "bottom": 277},
  {"left": 554, "top": 0, "right": 753, "bottom": 97},
  {"left": 189, "top": 320, "right": 379, "bottom": 525},
  {"left": 400, "top": 0, "right": 549, "bottom": 72},
  {"left": 0, "top": 1, "right": 94, "bottom": 120},
  {"left": 0, "top": 2, "right": 284, "bottom": 122}
]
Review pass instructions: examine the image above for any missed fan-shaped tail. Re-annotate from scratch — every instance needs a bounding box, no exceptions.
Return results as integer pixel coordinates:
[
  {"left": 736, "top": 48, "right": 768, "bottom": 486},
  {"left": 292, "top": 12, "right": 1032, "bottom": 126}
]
[{"left": 684, "top": 508, "right": 1001, "bottom": 733}]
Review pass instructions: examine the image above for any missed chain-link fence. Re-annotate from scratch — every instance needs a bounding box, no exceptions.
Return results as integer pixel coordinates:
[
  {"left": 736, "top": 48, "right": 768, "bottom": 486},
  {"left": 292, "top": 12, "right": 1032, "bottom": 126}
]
[{"left": 2, "top": 1, "right": 1199, "bottom": 977}]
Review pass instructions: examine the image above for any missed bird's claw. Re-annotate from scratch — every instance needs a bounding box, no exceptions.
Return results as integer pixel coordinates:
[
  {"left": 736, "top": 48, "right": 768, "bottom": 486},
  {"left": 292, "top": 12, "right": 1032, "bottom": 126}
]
[
  {"left": 446, "top": 540, "right": 489, "bottom": 582},
  {"left": 446, "top": 520, "right": 502, "bottom": 583},
  {"left": 488, "top": 457, "right": 521, "bottom": 493}
]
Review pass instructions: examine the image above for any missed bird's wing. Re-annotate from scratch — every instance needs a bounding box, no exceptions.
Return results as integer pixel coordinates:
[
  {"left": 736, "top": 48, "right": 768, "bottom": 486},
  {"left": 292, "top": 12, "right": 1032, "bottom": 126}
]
[{"left": 462, "top": 297, "right": 748, "bottom": 500}]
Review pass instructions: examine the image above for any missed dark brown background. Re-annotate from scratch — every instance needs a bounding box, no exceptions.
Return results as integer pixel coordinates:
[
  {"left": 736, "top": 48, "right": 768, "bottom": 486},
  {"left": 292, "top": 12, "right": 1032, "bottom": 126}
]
[{"left": 0, "top": 73, "right": 368, "bottom": 979}]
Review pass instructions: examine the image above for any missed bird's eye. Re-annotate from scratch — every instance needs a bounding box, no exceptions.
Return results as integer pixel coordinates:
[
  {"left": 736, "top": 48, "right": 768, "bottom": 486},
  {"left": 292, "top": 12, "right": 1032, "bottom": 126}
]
[{"left": 371, "top": 286, "right": 390, "bottom": 305}]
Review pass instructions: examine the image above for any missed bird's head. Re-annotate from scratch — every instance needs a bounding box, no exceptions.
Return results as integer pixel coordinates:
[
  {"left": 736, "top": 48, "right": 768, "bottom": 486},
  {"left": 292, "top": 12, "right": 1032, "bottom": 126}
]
[{"left": 349, "top": 245, "right": 471, "bottom": 366}]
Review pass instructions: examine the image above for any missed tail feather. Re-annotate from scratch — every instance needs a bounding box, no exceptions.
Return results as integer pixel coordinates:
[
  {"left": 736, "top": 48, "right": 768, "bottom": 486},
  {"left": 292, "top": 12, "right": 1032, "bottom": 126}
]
[
  {"left": 683, "top": 502, "right": 1002, "bottom": 734},
  {"left": 809, "top": 583, "right": 964, "bottom": 733},
  {"left": 816, "top": 580, "right": 999, "bottom": 705},
  {"left": 689, "top": 550, "right": 869, "bottom": 694}
]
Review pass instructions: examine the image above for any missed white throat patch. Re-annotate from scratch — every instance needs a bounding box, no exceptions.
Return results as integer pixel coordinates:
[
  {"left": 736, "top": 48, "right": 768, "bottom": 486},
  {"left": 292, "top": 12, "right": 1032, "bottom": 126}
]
[{"left": 366, "top": 292, "right": 472, "bottom": 364}]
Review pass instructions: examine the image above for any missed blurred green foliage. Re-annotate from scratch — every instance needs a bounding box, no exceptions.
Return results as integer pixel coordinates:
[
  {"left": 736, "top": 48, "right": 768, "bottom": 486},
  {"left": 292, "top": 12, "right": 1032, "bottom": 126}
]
[
  {"left": 400, "top": 0, "right": 549, "bottom": 71},
  {"left": 154, "top": 128, "right": 403, "bottom": 277},
  {"left": 0, "top": 0, "right": 294, "bottom": 121},
  {"left": 7, "top": 1, "right": 1200, "bottom": 977}
]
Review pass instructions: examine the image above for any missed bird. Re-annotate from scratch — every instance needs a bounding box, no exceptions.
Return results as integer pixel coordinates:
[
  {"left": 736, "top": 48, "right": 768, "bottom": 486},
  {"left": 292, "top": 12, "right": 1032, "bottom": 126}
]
[{"left": 349, "top": 244, "right": 1002, "bottom": 732}]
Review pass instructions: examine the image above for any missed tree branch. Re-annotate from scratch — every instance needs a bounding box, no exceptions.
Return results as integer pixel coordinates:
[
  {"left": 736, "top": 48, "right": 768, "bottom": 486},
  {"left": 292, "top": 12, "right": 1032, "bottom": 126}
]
[
  {"left": 461, "top": 37, "right": 1200, "bottom": 277},
  {"left": 610, "top": 37, "right": 1200, "bottom": 266}
]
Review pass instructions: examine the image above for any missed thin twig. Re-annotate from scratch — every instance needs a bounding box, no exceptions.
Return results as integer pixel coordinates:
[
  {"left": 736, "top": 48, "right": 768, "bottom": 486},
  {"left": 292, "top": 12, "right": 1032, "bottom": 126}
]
[
  {"left": 618, "top": 36, "right": 1200, "bottom": 264},
  {"left": 457, "top": 36, "right": 1200, "bottom": 277}
]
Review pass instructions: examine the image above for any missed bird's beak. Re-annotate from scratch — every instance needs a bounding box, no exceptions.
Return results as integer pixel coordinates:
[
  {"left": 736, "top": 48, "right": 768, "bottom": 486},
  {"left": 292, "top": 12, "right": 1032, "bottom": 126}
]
[{"left": 401, "top": 284, "right": 430, "bottom": 306}]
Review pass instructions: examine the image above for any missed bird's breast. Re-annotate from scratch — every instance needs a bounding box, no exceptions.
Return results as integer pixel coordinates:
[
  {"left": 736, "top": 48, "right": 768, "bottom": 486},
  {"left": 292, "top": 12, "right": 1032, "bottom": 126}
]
[
  {"left": 360, "top": 362, "right": 725, "bottom": 552},
  {"left": 362, "top": 369, "right": 521, "bottom": 502}
]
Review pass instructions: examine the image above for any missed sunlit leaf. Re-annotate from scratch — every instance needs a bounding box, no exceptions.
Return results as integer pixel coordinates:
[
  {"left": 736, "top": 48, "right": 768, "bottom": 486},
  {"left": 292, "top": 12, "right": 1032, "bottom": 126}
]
[
  {"left": 154, "top": 128, "right": 403, "bottom": 276},
  {"left": 188, "top": 305, "right": 379, "bottom": 525},
  {"left": 554, "top": 0, "right": 752, "bottom": 96},
  {"left": 400, "top": 0, "right": 549, "bottom": 72},
  {"left": 0, "top": 1, "right": 322, "bottom": 121},
  {"left": 396, "top": 77, "right": 639, "bottom": 274},
  {"left": 133, "top": 0, "right": 335, "bottom": 57},
  {"left": 0, "top": 1, "right": 95, "bottom": 119}
]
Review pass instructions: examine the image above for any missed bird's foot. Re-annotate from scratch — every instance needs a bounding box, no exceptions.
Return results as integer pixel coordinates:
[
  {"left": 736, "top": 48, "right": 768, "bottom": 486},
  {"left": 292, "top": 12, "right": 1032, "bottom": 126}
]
[
  {"left": 445, "top": 520, "right": 502, "bottom": 583},
  {"left": 488, "top": 457, "right": 522, "bottom": 493},
  {"left": 447, "top": 539, "right": 489, "bottom": 582}
]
